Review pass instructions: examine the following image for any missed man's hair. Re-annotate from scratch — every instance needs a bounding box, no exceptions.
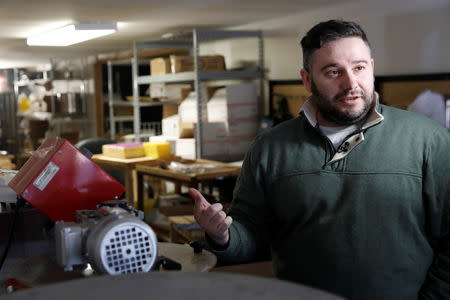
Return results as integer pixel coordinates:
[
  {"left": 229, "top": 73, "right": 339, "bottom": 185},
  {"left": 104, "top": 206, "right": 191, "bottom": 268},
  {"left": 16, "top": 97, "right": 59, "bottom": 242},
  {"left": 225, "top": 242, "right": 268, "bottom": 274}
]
[{"left": 300, "top": 19, "right": 371, "bottom": 72}]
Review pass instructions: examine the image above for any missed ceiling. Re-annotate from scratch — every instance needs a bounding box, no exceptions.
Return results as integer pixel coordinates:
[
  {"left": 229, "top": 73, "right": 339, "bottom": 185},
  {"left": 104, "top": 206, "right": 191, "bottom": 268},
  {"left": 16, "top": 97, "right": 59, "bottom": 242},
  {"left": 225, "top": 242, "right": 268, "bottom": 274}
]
[{"left": 0, "top": 0, "right": 448, "bottom": 69}]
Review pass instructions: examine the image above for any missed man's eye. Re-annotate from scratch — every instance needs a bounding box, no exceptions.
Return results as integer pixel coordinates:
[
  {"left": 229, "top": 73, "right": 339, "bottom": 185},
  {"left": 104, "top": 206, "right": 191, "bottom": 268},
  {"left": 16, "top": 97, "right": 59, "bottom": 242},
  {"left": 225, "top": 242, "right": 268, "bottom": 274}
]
[
  {"left": 327, "top": 70, "right": 340, "bottom": 76},
  {"left": 355, "top": 66, "right": 365, "bottom": 71}
]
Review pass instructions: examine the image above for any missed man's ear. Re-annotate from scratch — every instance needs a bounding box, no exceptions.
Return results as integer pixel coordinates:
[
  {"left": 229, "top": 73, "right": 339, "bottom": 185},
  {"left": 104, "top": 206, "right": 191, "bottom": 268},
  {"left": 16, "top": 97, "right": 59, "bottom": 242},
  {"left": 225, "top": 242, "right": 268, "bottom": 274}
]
[{"left": 300, "top": 69, "right": 312, "bottom": 93}]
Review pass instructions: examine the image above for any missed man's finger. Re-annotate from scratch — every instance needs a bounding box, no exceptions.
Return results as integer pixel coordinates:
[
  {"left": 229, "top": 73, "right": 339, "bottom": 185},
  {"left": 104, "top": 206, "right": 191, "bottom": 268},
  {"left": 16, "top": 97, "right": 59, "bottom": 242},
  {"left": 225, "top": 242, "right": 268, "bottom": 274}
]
[
  {"left": 208, "top": 209, "right": 227, "bottom": 229},
  {"left": 204, "top": 203, "right": 223, "bottom": 220},
  {"left": 196, "top": 203, "right": 223, "bottom": 227},
  {"left": 217, "top": 216, "right": 233, "bottom": 233},
  {"left": 189, "top": 188, "right": 210, "bottom": 214}
]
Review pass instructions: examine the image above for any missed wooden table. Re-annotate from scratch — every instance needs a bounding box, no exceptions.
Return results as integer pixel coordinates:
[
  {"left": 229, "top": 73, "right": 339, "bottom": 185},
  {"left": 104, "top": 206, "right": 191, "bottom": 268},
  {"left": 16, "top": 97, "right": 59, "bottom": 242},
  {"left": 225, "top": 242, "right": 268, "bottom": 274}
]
[
  {"left": 136, "top": 159, "right": 241, "bottom": 211},
  {"left": 91, "top": 154, "right": 159, "bottom": 206},
  {"left": 168, "top": 215, "right": 204, "bottom": 244}
]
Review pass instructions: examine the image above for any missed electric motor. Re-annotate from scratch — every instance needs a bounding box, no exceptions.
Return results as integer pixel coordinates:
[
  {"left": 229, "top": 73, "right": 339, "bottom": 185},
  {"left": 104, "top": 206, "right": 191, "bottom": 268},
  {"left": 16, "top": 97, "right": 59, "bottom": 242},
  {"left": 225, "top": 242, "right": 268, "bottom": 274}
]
[{"left": 55, "top": 201, "right": 158, "bottom": 275}]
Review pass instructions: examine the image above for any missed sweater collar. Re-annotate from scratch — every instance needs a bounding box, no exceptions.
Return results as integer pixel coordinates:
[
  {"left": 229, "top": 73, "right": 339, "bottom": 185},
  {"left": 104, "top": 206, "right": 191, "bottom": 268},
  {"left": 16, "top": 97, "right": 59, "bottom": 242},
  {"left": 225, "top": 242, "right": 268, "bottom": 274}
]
[{"left": 300, "top": 91, "right": 384, "bottom": 130}]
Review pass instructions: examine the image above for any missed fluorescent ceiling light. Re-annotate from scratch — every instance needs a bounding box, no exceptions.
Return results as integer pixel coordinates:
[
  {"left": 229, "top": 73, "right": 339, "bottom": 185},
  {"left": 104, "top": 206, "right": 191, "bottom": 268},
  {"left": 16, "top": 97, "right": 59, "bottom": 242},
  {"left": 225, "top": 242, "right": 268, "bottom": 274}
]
[{"left": 27, "top": 23, "right": 117, "bottom": 46}]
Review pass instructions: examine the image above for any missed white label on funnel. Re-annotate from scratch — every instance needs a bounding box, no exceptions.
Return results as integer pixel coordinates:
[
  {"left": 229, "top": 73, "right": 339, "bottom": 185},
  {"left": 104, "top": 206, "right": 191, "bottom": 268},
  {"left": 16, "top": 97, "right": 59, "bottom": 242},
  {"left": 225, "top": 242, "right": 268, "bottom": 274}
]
[{"left": 33, "top": 161, "right": 60, "bottom": 191}]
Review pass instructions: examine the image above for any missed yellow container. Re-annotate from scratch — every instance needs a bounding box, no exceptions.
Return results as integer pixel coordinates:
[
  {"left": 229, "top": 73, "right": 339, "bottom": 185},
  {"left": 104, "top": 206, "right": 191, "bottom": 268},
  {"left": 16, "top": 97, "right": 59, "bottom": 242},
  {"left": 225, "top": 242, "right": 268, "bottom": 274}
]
[
  {"left": 143, "top": 142, "right": 171, "bottom": 158},
  {"left": 18, "top": 94, "right": 30, "bottom": 113}
]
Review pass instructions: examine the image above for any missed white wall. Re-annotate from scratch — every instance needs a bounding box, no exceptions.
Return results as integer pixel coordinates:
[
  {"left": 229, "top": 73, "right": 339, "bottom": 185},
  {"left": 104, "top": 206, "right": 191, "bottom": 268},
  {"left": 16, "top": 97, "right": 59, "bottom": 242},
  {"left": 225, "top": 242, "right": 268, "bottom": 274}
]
[
  {"left": 201, "top": 7, "right": 449, "bottom": 115},
  {"left": 225, "top": 6, "right": 449, "bottom": 78},
  {"left": 264, "top": 36, "right": 301, "bottom": 80},
  {"left": 260, "top": 8, "right": 450, "bottom": 78},
  {"left": 384, "top": 8, "right": 450, "bottom": 75}
]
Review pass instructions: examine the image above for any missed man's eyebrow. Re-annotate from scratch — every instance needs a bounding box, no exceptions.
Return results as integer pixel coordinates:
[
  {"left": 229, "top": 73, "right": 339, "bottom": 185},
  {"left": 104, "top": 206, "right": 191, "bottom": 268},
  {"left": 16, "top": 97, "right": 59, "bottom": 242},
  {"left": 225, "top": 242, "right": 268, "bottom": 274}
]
[
  {"left": 320, "top": 60, "right": 369, "bottom": 72},
  {"left": 320, "top": 63, "right": 338, "bottom": 72},
  {"left": 352, "top": 59, "right": 369, "bottom": 65}
]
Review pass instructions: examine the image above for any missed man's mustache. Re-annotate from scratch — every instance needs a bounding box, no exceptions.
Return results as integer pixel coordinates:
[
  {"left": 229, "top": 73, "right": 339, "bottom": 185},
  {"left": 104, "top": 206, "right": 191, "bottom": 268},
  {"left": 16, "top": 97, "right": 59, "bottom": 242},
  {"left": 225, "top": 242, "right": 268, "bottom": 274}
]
[{"left": 334, "top": 89, "right": 365, "bottom": 101}]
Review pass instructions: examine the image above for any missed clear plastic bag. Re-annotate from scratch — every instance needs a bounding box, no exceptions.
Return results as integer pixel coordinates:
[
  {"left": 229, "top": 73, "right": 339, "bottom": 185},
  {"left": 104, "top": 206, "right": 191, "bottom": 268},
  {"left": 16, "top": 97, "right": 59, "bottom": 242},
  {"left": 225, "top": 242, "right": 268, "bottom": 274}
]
[{"left": 168, "top": 162, "right": 218, "bottom": 174}]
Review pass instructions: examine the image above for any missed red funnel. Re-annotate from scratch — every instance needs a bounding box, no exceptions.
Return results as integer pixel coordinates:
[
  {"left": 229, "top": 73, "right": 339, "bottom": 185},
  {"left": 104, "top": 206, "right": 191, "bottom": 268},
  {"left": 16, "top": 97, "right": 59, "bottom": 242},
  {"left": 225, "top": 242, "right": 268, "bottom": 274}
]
[{"left": 8, "top": 137, "right": 125, "bottom": 222}]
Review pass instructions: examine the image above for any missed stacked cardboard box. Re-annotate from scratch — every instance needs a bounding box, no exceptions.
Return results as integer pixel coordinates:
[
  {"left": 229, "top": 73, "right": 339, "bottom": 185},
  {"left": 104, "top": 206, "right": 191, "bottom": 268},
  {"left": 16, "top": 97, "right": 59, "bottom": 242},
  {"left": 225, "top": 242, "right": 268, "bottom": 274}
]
[
  {"left": 150, "top": 55, "right": 225, "bottom": 75},
  {"left": 162, "top": 104, "right": 179, "bottom": 119},
  {"left": 162, "top": 85, "right": 218, "bottom": 140},
  {"left": 162, "top": 114, "right": 194, "bottom": 138},
  {"left": 149, "top": 83, "right": 192, "bottom": 101},
  {"left": 170, "top": 122, "right": 229, "bottom": 160},
  {"left": 150, "top": 57, "right": 171, "bottom": 75},
  {"left": 170, "top": 55, "right": 225, "bottom": 73},
  {"left": 159, "top": 83, "right": 258, "bottom": 161},
  {"left": 207, "top": 83, "right": 259, "bottom": 160},
  {"left": 157, "top": 122, "right": 228, "bottom": 160}
]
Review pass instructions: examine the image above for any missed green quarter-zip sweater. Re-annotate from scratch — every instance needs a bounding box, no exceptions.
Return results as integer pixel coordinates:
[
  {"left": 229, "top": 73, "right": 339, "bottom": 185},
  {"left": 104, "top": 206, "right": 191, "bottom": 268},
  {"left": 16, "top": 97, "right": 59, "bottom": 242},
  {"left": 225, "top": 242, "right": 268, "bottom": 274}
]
[{"left": 211, "top": 95, "right": 450, "bottom": 299}]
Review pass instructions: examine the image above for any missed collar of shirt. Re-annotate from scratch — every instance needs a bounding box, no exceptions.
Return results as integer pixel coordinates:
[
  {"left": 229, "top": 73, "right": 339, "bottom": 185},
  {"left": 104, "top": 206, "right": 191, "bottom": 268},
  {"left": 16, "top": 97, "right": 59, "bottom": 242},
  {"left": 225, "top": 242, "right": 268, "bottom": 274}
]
[{"left": 300, "top": 91, "right": 384, "bottom": 130}]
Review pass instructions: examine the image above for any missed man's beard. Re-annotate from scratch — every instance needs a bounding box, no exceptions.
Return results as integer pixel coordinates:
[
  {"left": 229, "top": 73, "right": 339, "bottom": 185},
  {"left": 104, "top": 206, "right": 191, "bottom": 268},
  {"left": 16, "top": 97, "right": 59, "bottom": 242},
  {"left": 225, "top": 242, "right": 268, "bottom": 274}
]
[{"left": 311, "top": 80, "right": 374, "bottom": 126}]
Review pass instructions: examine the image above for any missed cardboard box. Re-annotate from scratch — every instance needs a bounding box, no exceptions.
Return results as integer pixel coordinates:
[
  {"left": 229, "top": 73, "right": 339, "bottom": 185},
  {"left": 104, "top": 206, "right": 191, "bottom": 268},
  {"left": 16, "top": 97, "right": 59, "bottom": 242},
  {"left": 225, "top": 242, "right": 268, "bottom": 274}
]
[
  {"left": 162, "top": 115, "right": 194, "bottom": 138},
  {"left": 207, "top": 83, "right": 258, "bottom": 123},
  {"left": 150, "top": 57, "right": 171, "bottom": 75},
  {"left": 178, "top": 92, "right": 208, "bottom": 124},
  {"left": 199, "top": 122, "right": 228, "bottom": 140},
  {"left": 179, "top": 122, "right": 194, "bottom": 138},
  {"left": 173, "top": 123, "right": 229, "bottom": 160},
  {"left": 177, "top": 85, "right": 220, "bottom": 121},
  {"left": 162, "top": 104, "right": 179, "bottom": 119},
  {"left": 162, "top": 114, "right": 180, "bottom": 137},
  {"left": 166, "top": 85, "right": 192, "bottom": 101},
  {"left": 227, "top": 121, "right": 259, "bottom": 138},
  {"left": 175, "top": 137, "right": 231, "bottom": 161},
  {"left": 174, "top": 140, "right": 231, "bottom": 161},
  {"left": 114, "top": 106, "right": 133, "bottom": 116},
  {"left": 201, "top": 140, "right": 228, "bottom": 160},
  {"left": 175, "top": 138, "right": 196, "bottom": 160},
  {"left": 149, "top": 83, "right": 164, "bottom": 98},
  {"left": 150, "top": 83, "right": 192, "bottom": 100},
  {"left": 208, "top": 100, "right": 258, "bottom": 123},
  {"left": 170, "top": 55, "right": 225, "bottom": 73}
]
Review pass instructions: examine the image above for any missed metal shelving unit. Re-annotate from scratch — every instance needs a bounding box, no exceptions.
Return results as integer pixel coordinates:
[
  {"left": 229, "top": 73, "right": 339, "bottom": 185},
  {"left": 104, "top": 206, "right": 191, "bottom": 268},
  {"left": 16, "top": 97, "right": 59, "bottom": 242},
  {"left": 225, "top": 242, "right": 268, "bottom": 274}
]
[
  {"left": 12, "top": 64, "right": 92, "bottom": 152},
  {"left": 106, "top": 60, "right": 181, "bottom": 140},
  {"left": 107, "top": 59, "right": 129, "bottom": 140},
  {"left": 131, "top": 29, "right": 264, "bottom": 158}
]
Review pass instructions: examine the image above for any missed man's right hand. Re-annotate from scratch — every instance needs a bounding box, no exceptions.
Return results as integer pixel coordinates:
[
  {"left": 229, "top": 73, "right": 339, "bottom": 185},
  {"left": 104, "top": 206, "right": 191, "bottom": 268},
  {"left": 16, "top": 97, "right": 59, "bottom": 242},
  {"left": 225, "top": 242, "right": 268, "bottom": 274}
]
[{"left": 189, "top": 188, "right": 232, "bottom": 246}]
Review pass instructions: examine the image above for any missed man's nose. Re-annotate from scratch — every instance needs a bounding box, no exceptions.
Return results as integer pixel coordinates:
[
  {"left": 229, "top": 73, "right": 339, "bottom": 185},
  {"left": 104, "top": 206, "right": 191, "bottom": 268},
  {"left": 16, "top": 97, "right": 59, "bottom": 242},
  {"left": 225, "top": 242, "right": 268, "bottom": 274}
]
[{"left": 341, "top": 71, "right": 358, "bottom": 90}]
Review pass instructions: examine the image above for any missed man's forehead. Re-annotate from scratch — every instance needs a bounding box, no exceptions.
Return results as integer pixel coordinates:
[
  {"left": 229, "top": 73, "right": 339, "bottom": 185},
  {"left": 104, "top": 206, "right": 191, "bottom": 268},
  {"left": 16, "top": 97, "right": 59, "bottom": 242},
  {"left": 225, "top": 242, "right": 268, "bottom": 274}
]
[{"left": 310, "top": 37, "right": 371, "bottom": 68}]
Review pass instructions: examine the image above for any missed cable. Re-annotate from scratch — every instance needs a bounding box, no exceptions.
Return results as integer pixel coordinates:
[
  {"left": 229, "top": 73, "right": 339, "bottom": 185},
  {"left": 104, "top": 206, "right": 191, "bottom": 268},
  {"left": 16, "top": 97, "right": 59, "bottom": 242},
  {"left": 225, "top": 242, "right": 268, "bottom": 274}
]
[{"left": 0, "top": 196, "right": 26, "bottom": 271}]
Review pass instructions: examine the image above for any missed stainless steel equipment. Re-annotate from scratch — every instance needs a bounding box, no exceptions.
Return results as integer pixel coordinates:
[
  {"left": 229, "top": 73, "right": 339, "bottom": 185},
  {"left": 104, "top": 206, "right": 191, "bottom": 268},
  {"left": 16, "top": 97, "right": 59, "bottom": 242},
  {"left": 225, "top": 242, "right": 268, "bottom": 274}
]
[
  {"left": 56, "top": 92, "right": 83, "bottom": 115},
  {"left": 55, "top": 202, "right": 158, "bottom": 275},
  {"left": 0, "top": 90, "right": 19, "bottom": 155}
]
